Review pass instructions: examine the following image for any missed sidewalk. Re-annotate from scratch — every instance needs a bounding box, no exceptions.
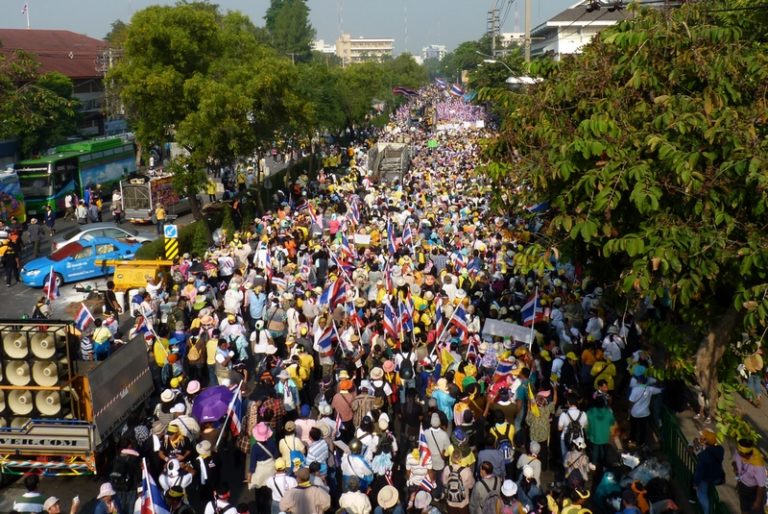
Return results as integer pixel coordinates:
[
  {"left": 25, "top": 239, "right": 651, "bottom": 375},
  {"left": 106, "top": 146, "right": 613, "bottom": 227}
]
[{"left": 675, "top": 393, "right": 767, "bottom": 514}]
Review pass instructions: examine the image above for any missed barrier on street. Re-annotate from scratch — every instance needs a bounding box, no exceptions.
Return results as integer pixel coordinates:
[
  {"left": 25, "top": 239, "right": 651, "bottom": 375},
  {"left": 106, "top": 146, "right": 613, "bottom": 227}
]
[{"left": 659, "top": 406, "right": 729, "bottom": 514}]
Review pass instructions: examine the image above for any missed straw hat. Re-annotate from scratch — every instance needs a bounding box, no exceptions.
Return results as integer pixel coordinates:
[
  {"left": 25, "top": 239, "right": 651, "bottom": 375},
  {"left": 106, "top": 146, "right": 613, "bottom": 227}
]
[{"left": 378, "top": 485, "right": 399, "bottom": 509}]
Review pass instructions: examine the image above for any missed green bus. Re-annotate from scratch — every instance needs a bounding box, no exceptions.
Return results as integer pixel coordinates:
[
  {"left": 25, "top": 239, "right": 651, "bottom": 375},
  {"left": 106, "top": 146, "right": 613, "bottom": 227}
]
[{"left": 15, "top": 138, "right": 137, "bottom": 216}]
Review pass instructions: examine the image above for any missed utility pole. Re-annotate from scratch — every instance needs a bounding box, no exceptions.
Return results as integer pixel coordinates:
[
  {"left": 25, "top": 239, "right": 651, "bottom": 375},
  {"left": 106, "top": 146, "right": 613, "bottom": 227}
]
[
  {"left": 487, "top": 7, "right": 500, "bottom": 57},
  {"left": 524, "top": 0, "right": 532, "bottom": 64}
]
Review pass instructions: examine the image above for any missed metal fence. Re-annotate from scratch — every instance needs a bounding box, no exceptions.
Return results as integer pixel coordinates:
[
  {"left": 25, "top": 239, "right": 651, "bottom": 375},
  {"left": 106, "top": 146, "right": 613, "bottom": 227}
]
[{"left": 659, "top": 407, "right": 729, "bottom": 514}]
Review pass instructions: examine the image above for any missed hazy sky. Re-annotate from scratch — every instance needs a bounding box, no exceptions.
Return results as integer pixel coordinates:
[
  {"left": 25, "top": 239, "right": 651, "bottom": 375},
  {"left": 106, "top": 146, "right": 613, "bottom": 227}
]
[{"left": 5, "top": 0, "right": 576, "bottom": 54}]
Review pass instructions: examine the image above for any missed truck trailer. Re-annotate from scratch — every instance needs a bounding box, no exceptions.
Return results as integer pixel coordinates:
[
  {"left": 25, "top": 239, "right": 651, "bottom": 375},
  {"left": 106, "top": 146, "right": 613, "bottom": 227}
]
[
  {"left": 120, "top": 173, "right": 191, "bottom": 223},
  {"left": 0, "top": 320, "right": 153, "bottom": 479}
]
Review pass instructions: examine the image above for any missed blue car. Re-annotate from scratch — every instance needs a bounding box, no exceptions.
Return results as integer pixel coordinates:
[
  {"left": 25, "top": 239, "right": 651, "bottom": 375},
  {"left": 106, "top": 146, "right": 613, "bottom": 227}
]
[{"left": 21, "top": 236, "right": 140, "bottom": 287}]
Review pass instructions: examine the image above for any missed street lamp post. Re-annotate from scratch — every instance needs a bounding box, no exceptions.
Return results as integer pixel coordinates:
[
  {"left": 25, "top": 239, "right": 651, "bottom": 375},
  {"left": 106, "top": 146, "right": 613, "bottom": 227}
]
[{"left": 475, "top": 50, "right": 514, "bottom": 74}]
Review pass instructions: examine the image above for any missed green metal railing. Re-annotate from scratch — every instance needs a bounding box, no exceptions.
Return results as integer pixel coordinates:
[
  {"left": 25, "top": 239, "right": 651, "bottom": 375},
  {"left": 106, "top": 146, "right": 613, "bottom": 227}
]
[{"left": 659, "top": 407, "right": 729, "bottom": 514}]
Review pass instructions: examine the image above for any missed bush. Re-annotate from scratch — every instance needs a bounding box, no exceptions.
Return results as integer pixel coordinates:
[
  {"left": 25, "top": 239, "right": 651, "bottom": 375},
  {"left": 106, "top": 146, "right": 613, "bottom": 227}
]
[{"left": 134, "top": 220, "right": 207, "bottom": 260}]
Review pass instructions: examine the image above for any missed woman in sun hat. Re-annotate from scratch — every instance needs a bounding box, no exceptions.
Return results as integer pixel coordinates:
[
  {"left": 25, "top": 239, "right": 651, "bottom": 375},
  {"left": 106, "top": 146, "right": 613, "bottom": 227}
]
[{"left": 248, "top": 422, "right": 278, "bottom": 494}]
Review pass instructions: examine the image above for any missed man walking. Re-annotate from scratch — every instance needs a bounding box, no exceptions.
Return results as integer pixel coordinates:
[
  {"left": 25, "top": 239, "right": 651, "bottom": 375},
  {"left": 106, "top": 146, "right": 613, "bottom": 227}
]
[{"left": 27, "top": 217, "right": 43, "bottom": 258}]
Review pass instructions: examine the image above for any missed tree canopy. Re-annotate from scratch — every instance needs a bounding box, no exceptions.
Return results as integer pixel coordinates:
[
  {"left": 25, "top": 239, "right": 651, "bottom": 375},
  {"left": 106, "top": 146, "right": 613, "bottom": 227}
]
[
  {"left": 264, "top": 0, "right": 315, "bottom": 62},
  {"left": 484, "top": 2, "right": 768, "bottom": 430},
  {"left": 0, "top": 50, "right": 78, "bottom": 157}
]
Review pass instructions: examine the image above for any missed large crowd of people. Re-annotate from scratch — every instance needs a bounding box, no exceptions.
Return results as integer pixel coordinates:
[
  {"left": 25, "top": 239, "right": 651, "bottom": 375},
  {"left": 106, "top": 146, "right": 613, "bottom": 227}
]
[{"left": 14, "top": 87, "right": 747, "bottom": 514}]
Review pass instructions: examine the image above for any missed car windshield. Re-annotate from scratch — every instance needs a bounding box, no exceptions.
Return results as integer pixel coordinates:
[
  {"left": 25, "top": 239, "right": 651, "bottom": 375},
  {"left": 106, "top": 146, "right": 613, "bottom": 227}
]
[
  {"left": 59, "top": 228, "right": 80, "bottom": 241},
  {"left": 50, "top": 242, "right": 85, "bottom": 261}
]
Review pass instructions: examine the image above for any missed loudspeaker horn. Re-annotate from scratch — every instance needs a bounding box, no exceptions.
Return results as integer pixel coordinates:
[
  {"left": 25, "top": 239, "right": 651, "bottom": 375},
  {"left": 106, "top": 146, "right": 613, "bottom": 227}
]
[
  {"left": 2, "top": 331, "right": 28, "bottom": 359},
  {"left": 10, "top": 417, "right": 29, "bottom": 429},
  {"left": 35, "top": 391, "right": 61, "bottom": 416},
  {"left": 32, "top": 361, "right": 59, "bottom": 387},
  {"left": 5, "top": 360, "right": 30, "bottom": 386},
  {"left": 30, "top": 332, "right": 57, "bottom": 359},
  {"left": 8, "top": 390, "right": 33, "bottom": 415}
]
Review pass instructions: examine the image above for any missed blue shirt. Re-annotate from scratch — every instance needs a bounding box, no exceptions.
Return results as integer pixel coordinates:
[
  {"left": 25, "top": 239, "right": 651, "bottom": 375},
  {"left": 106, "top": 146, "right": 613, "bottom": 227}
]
[{"left": 248, "top": 291, "right": 267, "bottom": 320}]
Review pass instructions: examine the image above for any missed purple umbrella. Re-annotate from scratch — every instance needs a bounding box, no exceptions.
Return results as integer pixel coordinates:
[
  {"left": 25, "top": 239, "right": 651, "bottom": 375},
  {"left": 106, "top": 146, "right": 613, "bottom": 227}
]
[{"left": 192, "top": 385, "right": 233, "bottom": 423}]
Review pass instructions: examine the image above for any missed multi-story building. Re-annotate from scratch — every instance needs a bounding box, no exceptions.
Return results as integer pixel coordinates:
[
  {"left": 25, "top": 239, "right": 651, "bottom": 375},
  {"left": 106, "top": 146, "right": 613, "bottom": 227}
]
[
  {"left": 531, "top": 2, "right": 631, "bottom": 60},
  {"left": 421, "top": 44, "right": 447, "bottom": 62},
  {"left": 311, "top": 39, "right": 337, "bottom": 55},
  {"left": 0, "top": 29, "right": 109, "bottom": 136},
  {"left": 335, "top": 34, "right": 394, "bottom": 65}
]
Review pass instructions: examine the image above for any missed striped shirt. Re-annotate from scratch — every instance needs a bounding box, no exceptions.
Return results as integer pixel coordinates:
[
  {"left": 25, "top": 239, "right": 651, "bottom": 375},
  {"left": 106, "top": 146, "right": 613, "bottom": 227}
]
[
  {"left": 306, "top": 439, "right": 329, "bottom": 466},
  {"left": 13, "top": 492, "right": 45, "bottom": 514}
]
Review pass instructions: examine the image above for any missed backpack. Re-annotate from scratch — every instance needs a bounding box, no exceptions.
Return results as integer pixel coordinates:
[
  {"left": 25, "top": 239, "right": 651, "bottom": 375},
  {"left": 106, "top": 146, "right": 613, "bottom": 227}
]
[
  {"left": 399, "top": 352, "right": 414, "bottom": 380},
  {"left": 480, "top": 478, "right": 502, "bottom": 514},
  {"left": 482, "top": 491, "right": 503, "bottom": 514},
  {"left": 109, "top": 454, "right": 133, "bottom": 491},
  {"left": 563, "top": 411, "right": 585, "bottom": 449},
  {"left": 445, "top": 465, "right": 467, "bottom": 503},
  {"left": 492, "top": 424, "right": 515, "bottom": 464},
  {"left": 187, "top": 340, "right": 202, "bottom": 362},
  {"left": 287, "top": 437, "right": 305, "bottom": 471}
]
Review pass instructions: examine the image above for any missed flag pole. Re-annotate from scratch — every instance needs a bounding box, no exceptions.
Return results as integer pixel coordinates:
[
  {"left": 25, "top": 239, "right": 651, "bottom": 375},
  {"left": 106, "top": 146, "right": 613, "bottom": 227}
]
[
  {"left": 215, "top": 384, "right": 240, "bottom": 449},
  {"left": 528, "top": 287, "right": 538, "bottom": 350},
  {"left": 24, "top": 3, "right": 30, "bottom": 30}
]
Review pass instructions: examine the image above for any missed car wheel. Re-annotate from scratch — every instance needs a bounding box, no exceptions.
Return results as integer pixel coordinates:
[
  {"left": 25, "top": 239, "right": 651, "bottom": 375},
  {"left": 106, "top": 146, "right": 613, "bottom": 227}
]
[{"left": 54, "top": 273, "right": 64, "bottom": 288}]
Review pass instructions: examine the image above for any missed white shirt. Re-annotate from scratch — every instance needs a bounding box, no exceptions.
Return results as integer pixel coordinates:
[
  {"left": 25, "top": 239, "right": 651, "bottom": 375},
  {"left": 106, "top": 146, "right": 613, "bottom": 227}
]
[
  {"left": 602, "top": 335, "right": 625, "bottom": 363},
  {"left": 629, "top": 384, "right": 662, "bottom": 418},
  {"left": 557, "top": 407, "right": 587, "bottom": 439},
  {"left": 203, "top": 499, "right": 237, "bottom": 514},
  {"left": 339, "top": 490, "right": 372, "bottom": 514},
  {"left": 266, "top": 472, "right": 297, "bottom": 502}
]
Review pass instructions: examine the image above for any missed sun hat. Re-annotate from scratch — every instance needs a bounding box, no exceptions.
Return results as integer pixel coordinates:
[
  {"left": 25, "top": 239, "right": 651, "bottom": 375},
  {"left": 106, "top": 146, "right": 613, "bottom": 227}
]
[
  {"left": 285, "top": 420, "right": 296, "bottom": 433},
  {"left": 170, "top": 403, "right": 185, "bottom": 414},
  {"left": 253, "top": 422, "right": 273, "bottom": 442},
  {"left": 414, "top": 490, "right": 432, "bottom": 509},
  {"left": 340, "top": 379, "right": 354, "bottom": 391},
  {"left": 274, "top": 457, "right": 287, "bottom": 470},
  {"left": 370, "top": 367, "right": 384, "bottom": 380},
  {"left": 378, "top": 485, "right": 399, "bottom": 509},
  {"left": 430, "top": 412, "right": 441, "bottom": 428},
  {"left": 523, "top": 465, "right": 534, "bottom": 479},
  {"left": 186, "top": 380, "right": 201, "bottom": 395},
  {"left": 196, "top": 440, "right": 212, "bottom": 456},
  {"left": 160, "top": 389, "right": 175, "bottom": 403},
  {"left": 529, "top": 441, "right": 541, "bottom": 455},
  {"left": 382, "top": 360, "right": 396, "bottom": 373},
  {"left": 319, "top": 423, "right": 331, "bottom": 438},
  {"left": 97, "top": 482, "right": 117, "bottom": 499},
  {"left": 278, "top": 370, "right": 290, "bottom": 380},
  {"left": 43, "top": 497, "right": 60, "bottom": 511},
  {"left": 501, "top": 479, "right": 518, "bottom": 497}
]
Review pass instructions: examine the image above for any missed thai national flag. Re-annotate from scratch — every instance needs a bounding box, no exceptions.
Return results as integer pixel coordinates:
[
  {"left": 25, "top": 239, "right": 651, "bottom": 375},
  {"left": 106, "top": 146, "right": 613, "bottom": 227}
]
[
  {"left": 494, "top": 359, "right": 516, "bottom": 380},
  {"left": 435, "top": 78, "right": 447, "bottom": 89},
  {"left": 347, "top": 301, "right": 363, "bottom": 328},
  {"left": 296, "top": 198, "right": 308, "bottom": 211},
  {"left": 383, "top": 302, "right": 399, "bottom": 340},
  {"left": 141, "top": 460, "right": 170, "bottom": 514},
  {"left": 308, "top": 203, "right": 323, "bottom": 228},
  {"left": 314, "top": 325, "right": 334, "bottom": 355},
  {"left": 271, "top": 276, "right": 287, "bottom": 290},
  {"left": 43, "top": 267, "right": 58, "bottom": 301},
  {"left": 400, "top": 296, "right": 414, "bottom": 332},
  {"left": 419, "top": 476, "right": 437, "bottom": 492},
  {"left": 450, "top": 83, "right": 465, "bottom": 97},
  {"left": 387, "top": 220, "right": 398, "bottom": 255},
  {"left": 264, "top": 245, "right": 273, "bottom": 280},
  {"left": 450, "top": 251, "right": 467, "bottom": 270},
  {"left": 133, "top": 315, "right": 149, "bottom": 334},
  {"left": 320, "top": 278, "right": 346, "bottom": 309},
  {"left": 521, "top": 292, "right": 545, "bottom": 326},
  {"left": 349, "top": 200, "right": 361, "bottom": 225},
  {"left": 402, "top": 222, "right": 413, "bottom": 247},
  {"left": 418, "top": 428, "right": 432, "bottom": 466},
  {"left": 227, "top": 386, "right": 242, "bottom": 436},
  {"left": 74, "top": 303, "right": 94, "bottom": 332},
  {"left": 340, "top": 231, "right": 356, "bottom": 261},
  {"left": 451, "top": 304, "right": 469, "bottom": 339}
]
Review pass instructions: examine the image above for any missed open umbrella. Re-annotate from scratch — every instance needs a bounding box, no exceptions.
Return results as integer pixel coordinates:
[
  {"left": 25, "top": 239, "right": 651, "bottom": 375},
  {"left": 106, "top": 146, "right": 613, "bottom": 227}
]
[
  {"left": 192, "top": 385, "right": 233, "bottom": 423},
  {"left": 427, "top": 139, "right": 439, "bottom": 149}
]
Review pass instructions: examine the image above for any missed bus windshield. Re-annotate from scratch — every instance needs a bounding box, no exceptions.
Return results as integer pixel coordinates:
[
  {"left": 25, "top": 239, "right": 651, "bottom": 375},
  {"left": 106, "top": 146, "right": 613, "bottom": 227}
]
[{"left": 17, "top": 172, "right": 52, "bottom": 198}]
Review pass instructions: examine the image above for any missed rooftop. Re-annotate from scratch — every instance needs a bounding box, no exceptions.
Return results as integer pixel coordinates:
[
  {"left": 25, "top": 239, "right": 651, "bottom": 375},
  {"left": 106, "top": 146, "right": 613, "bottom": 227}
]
[{"left": 0, "top": 29, "right": 106, "bottom": 79}]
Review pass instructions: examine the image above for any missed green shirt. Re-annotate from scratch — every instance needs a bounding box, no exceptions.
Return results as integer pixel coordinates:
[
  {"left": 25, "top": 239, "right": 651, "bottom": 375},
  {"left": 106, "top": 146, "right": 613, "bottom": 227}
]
[{"left": 586, "top": 406, "right": 615, "bottom": 445}]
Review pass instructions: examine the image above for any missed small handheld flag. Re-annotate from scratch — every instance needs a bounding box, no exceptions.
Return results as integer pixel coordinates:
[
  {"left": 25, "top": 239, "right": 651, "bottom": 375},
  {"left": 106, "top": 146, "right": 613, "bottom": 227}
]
[{"left": 74, "top": 303, "right": 94, "bottom": 331}]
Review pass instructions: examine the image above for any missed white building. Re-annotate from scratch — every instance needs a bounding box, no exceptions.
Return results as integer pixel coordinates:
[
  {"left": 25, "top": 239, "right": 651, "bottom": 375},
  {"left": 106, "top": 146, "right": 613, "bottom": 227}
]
[
  {"left": 311, "top": 39, "right": 336, "bottom": 54},
  {"left": 531, "top": 2, "right": 631, "bottom": 60},
  {"left": 421, "top": 44, "right": 447, "bottom": 62},
  {"left": 335, "top": 34, "right": 394, "bottom": 65}
]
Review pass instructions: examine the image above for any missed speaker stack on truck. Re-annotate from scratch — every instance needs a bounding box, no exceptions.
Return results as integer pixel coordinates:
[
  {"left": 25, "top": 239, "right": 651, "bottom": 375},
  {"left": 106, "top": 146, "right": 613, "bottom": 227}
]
[{"left": 0, "top": 323, "right": 75, "bottom": 428}]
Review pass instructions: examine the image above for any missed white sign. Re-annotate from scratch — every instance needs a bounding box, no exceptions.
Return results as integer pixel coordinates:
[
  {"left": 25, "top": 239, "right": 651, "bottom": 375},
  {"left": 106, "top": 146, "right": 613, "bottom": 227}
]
[{"left": 482, "top": 318, "right": 532, "bottom": 345}]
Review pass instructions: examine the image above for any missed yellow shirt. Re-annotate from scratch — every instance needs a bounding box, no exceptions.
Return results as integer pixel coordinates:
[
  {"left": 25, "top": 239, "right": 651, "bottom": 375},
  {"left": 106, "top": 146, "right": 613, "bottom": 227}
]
[
  {"left": 206, "top": 338, "right": 219, "bottom": 365},
  {"left": 156, "top": 206, "right": 166, "bottom": 221}
]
